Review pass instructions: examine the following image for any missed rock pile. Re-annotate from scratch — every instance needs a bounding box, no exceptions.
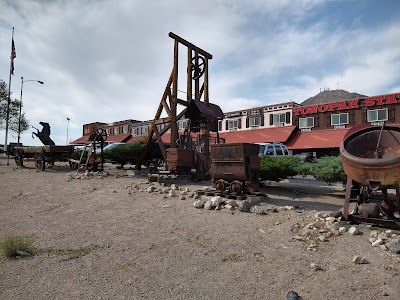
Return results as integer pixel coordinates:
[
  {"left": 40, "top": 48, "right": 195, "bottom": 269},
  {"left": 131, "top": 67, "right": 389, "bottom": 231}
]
[
  {"left": 67, "top": 170, "right": 108, "bottom": 180},
  {"left": 292, "top": 212, "right": 400, "bottom": 255}
]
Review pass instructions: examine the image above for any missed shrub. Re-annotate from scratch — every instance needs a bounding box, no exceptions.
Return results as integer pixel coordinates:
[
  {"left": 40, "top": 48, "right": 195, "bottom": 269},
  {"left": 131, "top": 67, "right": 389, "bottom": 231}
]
[
  {"left": 0, "top": 234, "right": 35, "bottom": 258},
  {"left": 103, "top": 141, "right": 164, "bottom": 168},
  {"left": 294, "top": 162, "right": 314, "bottom": 178},
  {"left": 259, "top": 156, "right": 300, "bottom": 181},
  {"left": 310, "top": 156, "right": 346, "bottom": 184}
]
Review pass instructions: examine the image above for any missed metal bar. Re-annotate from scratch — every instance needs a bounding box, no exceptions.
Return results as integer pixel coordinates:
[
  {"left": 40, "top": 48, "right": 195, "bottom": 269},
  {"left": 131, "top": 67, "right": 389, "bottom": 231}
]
[
  {"left": 187, "top": 47, "right": 192, "bottom": 103},
  {"left": 343, "top": 177, "right": 353, "bottom": 220},
  {"left": 204, "top": 58, "right": 209, "bottom": 103},
  {"left": 169, "top": 32, "right": 212, "bottom": 59},
  {"left": 194, "top": 48, "right": 199, "bottom": 101}
]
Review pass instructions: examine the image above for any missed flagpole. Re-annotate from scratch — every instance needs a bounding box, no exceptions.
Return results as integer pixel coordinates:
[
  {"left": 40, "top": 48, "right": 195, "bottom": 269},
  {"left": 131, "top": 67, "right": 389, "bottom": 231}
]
[{"left": 4, "top": 27, "right": 15, "bottom": 165}]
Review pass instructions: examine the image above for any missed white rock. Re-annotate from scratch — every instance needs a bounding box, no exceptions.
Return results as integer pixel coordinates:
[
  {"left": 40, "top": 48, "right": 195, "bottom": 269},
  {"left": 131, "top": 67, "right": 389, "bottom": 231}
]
[
  {"left": 310, "top": 262, "right": 323, "bottom": 271},
  {"left": 225, "top": 204, "right": 234, "bottom": 210},
  {"left": 204, "top": 200, "right": 213, "bottom": 210},
  {"left": 283, "top": 205, "right": 295, "bottom": 210},
  {"left": 314, "top": 212, "right": 324, "bottom": 219},
  {"left": 348, "top": 226, "right": 360, "bottom": 235},
  {"left": 338, "top": 227, "right": 347, "bottom": 234},
  {"left": 168, "top": 190, "right": 177, "bottom": 197},
  {"left": 318, "top": 235, "right": 327, "bottom": 242},
  {"left": 193, "top": 200, "right": 205, "bottom": 208},
  {"left": 370, "top": 230, "right": 378, "bottom": 238},
  {"left": 210, "top": 196, "right": 224, "bottom": 207},
  {"left": 325, "top": 217, "right": 336, "bottom": 223},
  {"left": 372, "top": 239, "right": 384, "bottom": 247},
  {"left": 305, "top": 223, "right": 315, "bottom": 229},
  {"left": 379, "top": 244, "right": 388, "bottom": 250},
  {"left": 170, "top": 184, "right": 179, "bottom": 190}
]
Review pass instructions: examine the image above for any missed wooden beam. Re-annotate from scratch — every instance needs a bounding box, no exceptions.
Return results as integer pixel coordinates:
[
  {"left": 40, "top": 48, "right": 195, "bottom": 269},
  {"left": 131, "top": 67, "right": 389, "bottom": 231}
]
[{"left": 169, "top": 32, "right": 212, "bottom": 59}]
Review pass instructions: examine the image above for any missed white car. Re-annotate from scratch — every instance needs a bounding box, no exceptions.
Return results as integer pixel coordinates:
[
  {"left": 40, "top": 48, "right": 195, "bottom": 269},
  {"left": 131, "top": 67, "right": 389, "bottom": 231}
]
[{"left": 255, "top": 142, "right": 289, "bottom": 157}]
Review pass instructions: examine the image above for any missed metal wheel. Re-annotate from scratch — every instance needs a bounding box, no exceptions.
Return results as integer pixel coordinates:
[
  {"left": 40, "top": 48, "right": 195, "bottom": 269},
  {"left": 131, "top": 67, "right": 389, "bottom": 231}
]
[
  {"left": 34, "top": 151, "right": 46, "bottom": 171},
  {"left": 215, "top": 180, "right": 226, "bottom": 192},
  {"left": 93, "top": 128, "right": 108, "bottom": 142},
  {"left": 229, "top": 180, "right": 243, "bottom": 194},
  {"left": 191, "top": 56, "right": 205, "bottom": 80},
  {"left": 14, "top": 155, "right": 23, "bottom": 167}
]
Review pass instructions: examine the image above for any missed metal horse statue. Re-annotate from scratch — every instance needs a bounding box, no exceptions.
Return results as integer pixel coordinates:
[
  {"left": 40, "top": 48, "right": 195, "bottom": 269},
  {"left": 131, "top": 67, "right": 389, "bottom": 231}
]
[{"left": 32, "top": 122, "right": 56, "bottom": 146}]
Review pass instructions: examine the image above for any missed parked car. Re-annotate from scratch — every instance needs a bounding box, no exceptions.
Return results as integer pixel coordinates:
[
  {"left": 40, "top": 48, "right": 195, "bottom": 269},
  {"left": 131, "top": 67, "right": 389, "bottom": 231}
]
[
  {"left": 256, "top": 142, "right": 289, "bottom": 157},
  {"left": 103, "top": 142, "right": 125, "bottom": 151}
]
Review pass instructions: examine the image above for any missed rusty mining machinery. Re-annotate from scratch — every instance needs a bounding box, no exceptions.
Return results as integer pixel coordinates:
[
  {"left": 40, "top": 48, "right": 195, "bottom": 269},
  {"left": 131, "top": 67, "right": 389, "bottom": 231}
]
[
  {"left": 136, "top": 32, "right": 224, "bottom": 179},
  {"left": 340, "top": 124, "right": 400, "bottom": 229}
]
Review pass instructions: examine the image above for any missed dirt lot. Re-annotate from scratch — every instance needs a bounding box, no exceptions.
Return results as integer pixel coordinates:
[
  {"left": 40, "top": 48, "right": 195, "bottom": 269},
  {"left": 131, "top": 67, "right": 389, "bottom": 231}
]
[{"left": 0, "top": 157, "right": 399, "bottom": 300}]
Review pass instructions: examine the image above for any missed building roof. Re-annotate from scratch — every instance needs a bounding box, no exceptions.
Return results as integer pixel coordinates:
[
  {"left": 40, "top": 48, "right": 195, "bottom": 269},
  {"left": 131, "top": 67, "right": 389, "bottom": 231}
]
[
  {"left": 219, "top": 126, "right": 296, "bottom": 144},
  {"left": 106, "top": 133, "right": 131, "bottom": 143},
  {"left": 285, "top": 128, "right": 349, "bottom": 150},
  {"left": 70, "top": 133, "right": 131, "bottom": 144},
  {"left": 301, "top": 90, "right": 367, "bottom": 106},
  {"left": 69, "top": 135, "right": 90, "bottom": 144}
]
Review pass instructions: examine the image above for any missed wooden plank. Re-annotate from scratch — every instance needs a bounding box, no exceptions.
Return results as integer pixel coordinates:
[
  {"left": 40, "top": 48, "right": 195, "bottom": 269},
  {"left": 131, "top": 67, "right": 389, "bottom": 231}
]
[{"left": 169, "top": 32, "right": 212, "bottom": 59}]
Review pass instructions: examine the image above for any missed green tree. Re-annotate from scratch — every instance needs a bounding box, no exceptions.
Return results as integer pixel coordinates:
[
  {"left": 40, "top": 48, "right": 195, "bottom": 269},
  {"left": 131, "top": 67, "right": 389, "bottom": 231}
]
[
  {"left": 0, "top": 79, "right": 29, "bottom": 138},
  {"left": 259, "top": 156, "right": 300, "bottom": 181},
  {"left": 310, "top": 156, "right": 346, "bottom": 184}
]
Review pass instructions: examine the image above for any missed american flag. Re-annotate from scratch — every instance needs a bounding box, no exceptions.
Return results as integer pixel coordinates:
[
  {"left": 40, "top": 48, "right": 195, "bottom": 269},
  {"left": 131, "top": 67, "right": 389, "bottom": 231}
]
[{"left": 10, "top": 38, "right": 16, "bottom": 75}]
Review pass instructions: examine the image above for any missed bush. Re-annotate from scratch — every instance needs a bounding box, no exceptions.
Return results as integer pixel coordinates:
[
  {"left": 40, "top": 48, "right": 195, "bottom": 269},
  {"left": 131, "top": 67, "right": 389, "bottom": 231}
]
[
  {"left": 294, "top": 162, "right": 314, "bottom": 178},
  {"left": 0, "top": 234, "right": 35, "bottom": 258},
  {"left": 103, "top": 141, "right": 163, "bottom": 168},
  {"left": 259, "top": 156, "right": 300, "bottom": 181},
  {"left": 310, "top": 156, "right": 346, "bottom": 184}
]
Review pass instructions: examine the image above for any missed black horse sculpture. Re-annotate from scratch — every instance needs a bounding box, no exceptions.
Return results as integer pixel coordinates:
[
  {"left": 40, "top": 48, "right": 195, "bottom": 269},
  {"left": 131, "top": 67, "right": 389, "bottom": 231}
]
[{"left": 32, "top": 122, "right": 56, "bottom": 146}]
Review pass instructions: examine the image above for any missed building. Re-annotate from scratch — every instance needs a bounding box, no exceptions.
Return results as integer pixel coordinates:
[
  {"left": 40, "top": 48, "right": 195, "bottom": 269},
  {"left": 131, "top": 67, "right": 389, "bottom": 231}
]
[
  {"left": 71, "top": 90, "right": 400, "bottom": 158},
  {"left": 288, "top": 91, "right": 400, "bottom": 156},
  {"left": 70, "top": 119, "right": 139, "bottom": 145}
]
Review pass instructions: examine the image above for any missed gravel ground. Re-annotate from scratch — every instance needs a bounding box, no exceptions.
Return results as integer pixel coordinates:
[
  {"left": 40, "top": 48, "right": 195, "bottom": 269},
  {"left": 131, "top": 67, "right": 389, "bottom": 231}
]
[{"left": 0, "top": 157, "right": 399, "bottom": 300}]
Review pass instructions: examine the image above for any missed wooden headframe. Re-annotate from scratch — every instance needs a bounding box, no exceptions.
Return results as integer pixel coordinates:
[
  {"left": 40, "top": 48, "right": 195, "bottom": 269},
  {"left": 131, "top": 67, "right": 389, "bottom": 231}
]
[{"left": 136, "top": 32, "right": 213, "bottom": 169}]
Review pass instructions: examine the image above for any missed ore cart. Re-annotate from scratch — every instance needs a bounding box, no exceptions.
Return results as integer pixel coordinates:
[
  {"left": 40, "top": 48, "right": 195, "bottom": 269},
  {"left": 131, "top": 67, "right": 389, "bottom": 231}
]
[
  {"left": 10, "top": 145, "right": 76, "bottom": 171},
  {"left": 210, "top": 143, "right": 260, "bottom": 194}
]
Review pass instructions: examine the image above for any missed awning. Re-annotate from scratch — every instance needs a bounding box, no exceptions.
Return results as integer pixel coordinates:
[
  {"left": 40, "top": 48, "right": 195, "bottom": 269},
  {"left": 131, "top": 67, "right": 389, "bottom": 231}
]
[
  {"left": 286, "top": 128, "right": 349, "bottom": 150},
  {"left": 219, "top": 126, "right": 296, "bottom": 144}
]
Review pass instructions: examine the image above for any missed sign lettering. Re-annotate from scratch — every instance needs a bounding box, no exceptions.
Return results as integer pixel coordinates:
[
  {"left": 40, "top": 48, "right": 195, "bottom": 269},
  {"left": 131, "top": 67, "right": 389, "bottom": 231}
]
[{"left": 293, "top": 93, "right": 399, "bottom": 116}]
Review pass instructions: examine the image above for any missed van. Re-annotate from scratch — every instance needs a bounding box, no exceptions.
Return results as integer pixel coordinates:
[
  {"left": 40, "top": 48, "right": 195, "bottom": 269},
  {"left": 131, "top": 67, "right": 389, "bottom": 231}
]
[{"left": 256, "top": 142, "right": 289, "bottom": 157}]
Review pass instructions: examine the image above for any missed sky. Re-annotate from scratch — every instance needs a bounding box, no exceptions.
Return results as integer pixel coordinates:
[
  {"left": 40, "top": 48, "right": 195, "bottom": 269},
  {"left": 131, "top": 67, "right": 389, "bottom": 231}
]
[{"left": 0, "top": 0, "right": 399, "bottom": 146}]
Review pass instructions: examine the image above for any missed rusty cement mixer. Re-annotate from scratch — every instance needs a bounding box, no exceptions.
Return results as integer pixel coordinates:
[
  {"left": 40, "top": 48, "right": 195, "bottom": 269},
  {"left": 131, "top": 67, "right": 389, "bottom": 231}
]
[{"left": 340, "top": 124, "right": 400, "bottom": 228}]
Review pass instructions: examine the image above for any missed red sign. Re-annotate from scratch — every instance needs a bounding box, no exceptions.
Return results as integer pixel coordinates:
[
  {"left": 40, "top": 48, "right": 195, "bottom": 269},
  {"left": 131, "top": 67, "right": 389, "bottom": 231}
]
[{"left": 293, "top": 93, "right": 400, "bottom": 116}]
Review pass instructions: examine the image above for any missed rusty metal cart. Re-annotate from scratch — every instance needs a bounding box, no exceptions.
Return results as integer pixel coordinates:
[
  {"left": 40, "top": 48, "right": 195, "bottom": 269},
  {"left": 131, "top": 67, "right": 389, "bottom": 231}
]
[{"left": 210, "top": 143, "right": 260, "bottom": 194}]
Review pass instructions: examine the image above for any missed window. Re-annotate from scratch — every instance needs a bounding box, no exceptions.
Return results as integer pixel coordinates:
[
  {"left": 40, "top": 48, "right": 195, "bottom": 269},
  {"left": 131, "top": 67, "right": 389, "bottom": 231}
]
[
  {"left": 249, "top": 117, "right": 261, "bottom": 127},
  {"left": 179, "top": 121, "right": 187, "bottom": 131},
  {"left": 367, "top": 108, "right": 388, "bottom": 122},
  {"left": 106, "top": 128, "right": 110, "bottom": 135},
  {"left": 122, "top": 125, "right": 128, "bottom": 133},
  {"left": 299, "top": 117, "right": 314, "bottom": 129},
  {"left": 266, "top": 145, "right": 274, "bottom": 155},
  {"left": 114, "top": 127, "right": 119, "bottom": 134},
  {"left": 331, "top": 113, "right": 348, "bottom": 126},
  {"left": 273, "top": 113, "right": 286, "bottom": 124},
  {"left": 275, "top": 146, "right": 283, "bottom": 155},
  {"left": 228, "top": 119, "right": 238, "bottom": 130}
]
